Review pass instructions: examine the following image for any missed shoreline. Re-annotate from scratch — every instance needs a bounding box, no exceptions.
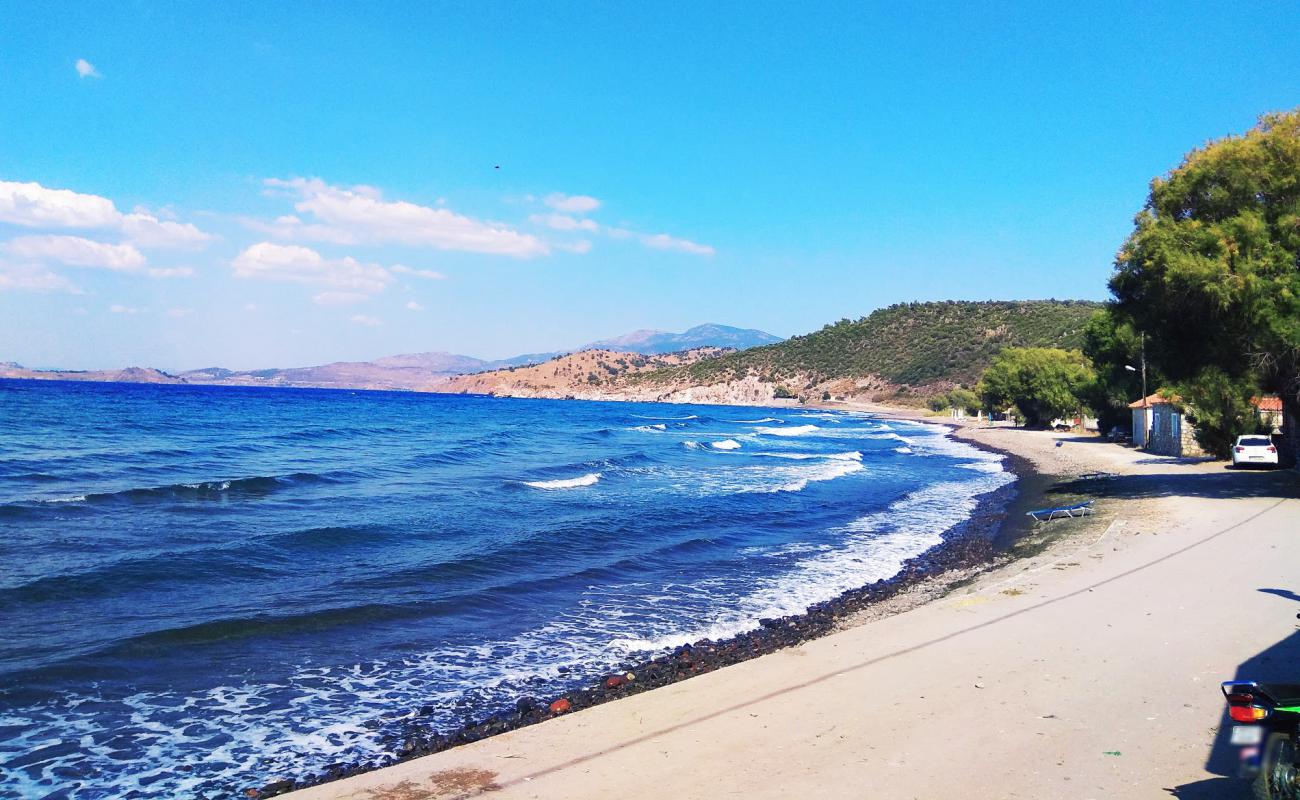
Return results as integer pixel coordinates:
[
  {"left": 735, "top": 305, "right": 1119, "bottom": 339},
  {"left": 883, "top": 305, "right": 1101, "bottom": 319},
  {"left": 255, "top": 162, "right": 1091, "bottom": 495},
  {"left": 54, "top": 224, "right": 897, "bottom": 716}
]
[{"left": 255, "top": 409, "right": 1047, "bottom": 798}]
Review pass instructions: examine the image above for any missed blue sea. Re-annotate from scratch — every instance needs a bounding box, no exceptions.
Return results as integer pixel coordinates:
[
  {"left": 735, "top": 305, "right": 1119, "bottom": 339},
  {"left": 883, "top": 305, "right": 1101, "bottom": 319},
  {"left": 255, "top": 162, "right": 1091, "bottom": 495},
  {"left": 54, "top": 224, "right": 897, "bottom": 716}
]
[{"left": 0, "top": 380, "right": 1012, "bottom": 799}]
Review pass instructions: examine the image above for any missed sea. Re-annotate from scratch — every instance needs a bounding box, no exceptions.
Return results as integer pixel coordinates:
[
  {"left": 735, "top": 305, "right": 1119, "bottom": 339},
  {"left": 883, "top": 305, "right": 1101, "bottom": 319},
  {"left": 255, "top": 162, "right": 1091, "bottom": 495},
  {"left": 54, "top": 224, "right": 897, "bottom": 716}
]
[{"left": 0, "top": 380, "right": 1013, "bottom": 799}]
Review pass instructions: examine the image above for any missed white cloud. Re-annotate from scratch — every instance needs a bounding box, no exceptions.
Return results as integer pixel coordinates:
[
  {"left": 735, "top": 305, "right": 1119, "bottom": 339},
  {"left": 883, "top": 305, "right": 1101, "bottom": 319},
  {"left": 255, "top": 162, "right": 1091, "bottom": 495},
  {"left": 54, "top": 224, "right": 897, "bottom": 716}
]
[
  {"left": 531, "top": 213, "right": 599, "bottom": 232},
  {"left": 262, "top": 177, "right": 547, "bottom": 257},
  {"left": 544, "top": 193, "right": 600, "bottom": 214},
  {"left": 557, "top": 240, "right": 594, "bottom": 254},
  {"left": 121, "top": 212, "right": 213, "bottom": 248},
  {"left": 147, "top": 266, "right": 195, "bottom": 278},
  {"left": 3, "top": 235, "right": 146, "bottom": 270},
  {"left": 0, "top": 260, "right": 80, "bottom": 292},
  {"left": 0, "top": 180, "right": 119, "bottom": 229},
  {"left": 231, "top": 242, "right": 393, "bottom": 293},
  {"left": 640, "top": 232, "right": 715, "bottom": 256},
  {"left": 166, "top": 308, "right": 193, "bottom": 317},
  {"left": 405, "top": 301, "right": 424, "bottom": 311},
  {"left": 349, "top": 314, "right": 382, "bottom": 327},
  {"left": 312, "top": 290, "right": 369, "bottom": 306},
  {"left": 390, "top": 264, "right": 446, "bottom": 280},
  {"left": 109, "top": 304, "right": 141, "bottom": 314},
  {"left": 0, "top": 180, "right": 211, "bottom": 249},
  {"left": 244, "top": 303, "right": 258, "bottom": 312},
  {"left": 75, "top": 59, "right": 101, "bottom": 79}
]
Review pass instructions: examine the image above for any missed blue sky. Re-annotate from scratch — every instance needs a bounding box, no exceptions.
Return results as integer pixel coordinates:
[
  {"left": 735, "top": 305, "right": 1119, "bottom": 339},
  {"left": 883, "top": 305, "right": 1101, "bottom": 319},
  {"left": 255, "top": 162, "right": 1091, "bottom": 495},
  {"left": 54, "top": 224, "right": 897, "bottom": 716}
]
[{"left": 1, "top": 2, "right": 1297, "bottom": 370}]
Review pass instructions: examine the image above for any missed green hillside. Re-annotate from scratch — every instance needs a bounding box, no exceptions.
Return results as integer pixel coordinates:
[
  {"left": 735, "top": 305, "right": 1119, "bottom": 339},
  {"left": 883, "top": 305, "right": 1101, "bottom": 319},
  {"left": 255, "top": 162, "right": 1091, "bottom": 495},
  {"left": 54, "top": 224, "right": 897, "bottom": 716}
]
[{"left": 642, "top": 300, "right": 1102, "bottom": 392}]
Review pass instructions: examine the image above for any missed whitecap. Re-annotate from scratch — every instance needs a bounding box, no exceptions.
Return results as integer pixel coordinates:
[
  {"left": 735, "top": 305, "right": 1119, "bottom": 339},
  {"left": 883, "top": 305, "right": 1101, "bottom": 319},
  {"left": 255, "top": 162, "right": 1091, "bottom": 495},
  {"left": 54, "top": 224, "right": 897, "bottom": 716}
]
[
  {"left": 753, "top": 451, "right": 862, "bottom": 461},
  {"left": 753, "top": 424, "right": 819, "bottom": 437},
  {"left": 755, "top": 459, "right": 863, "bottom": 493},
  {"left": 523, "top": 473, "right": 601, "bottom": 490},
  {"left": 710, "top": 439, "right": 742, "bottom": 450}
]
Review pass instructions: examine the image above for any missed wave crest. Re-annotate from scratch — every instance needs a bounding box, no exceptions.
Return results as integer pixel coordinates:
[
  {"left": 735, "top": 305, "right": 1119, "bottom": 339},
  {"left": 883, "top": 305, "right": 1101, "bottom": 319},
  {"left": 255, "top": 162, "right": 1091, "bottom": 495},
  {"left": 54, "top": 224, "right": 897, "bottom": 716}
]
[
  {"left": 754, "top": 424, "right": 819, "bottom": 437},
  {"left": 523, "top": 473, "right": 601, "bottom": 490}
]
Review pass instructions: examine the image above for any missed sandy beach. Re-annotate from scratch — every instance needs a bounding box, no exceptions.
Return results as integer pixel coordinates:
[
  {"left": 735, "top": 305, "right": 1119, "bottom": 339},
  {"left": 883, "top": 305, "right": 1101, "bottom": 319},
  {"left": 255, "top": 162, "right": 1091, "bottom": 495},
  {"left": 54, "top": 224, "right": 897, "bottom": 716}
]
[{"left": 285, "top": 417, "right": 1299, "bottom": 800}]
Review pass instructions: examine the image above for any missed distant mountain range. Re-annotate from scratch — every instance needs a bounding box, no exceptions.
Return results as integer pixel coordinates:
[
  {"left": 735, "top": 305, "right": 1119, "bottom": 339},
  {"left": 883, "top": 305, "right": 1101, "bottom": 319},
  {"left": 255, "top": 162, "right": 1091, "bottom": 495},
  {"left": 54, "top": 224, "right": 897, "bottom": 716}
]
[
  {"left": 583, "top": 324, "right": 782, "bottom": 354},
  {"left": 0, "top": 323, "right": 783, "bottom": 392}
]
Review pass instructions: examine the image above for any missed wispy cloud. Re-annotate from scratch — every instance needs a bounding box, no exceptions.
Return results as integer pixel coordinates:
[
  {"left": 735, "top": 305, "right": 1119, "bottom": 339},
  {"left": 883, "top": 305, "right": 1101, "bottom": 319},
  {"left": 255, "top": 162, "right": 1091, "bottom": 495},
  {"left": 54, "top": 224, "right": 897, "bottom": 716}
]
[
  {"left": 544, "top": 193, "right": 600, "bottom": 214},
  {"left": 231, "top": 242, "right": 393, "bottom": 293},
  {"left": 3, "top": 235, "right": 146, "bottom": 270},
  {"left": 166, "top": 308, "right": 194, "bottom": 318},
  {"left": 531, "top": 213, "right": 599, "bottom": 232},
  {"left": 390, "top": 264, "right": 446, "bottom": 280},
  {"left": 349, "top": 314, "right": 382, "bottom": 327},
  {"left": 260, "top": 177, "right": 548, "bottom": 257},
  {"left": 312, "top": 290, "right": 369, "bottom": 306},
  {"left": 0, "top": 260, "right": 80, "bottom": 293},
  {"left": 405, "top": 301, "right": 424, "bottom": 311},
  {"left": 75, "top": 59, "right": 101, "bottom": 79},
  {"left": 532, "top": 193, "right": 714, "bottom": 256},
  {"left": 639, "top": 232, "right": 715, "bottom": 256},
  {"left": 147, "top": 266, "right": 195, "bottom": 278},
  {"left": 109, "top": 304, "right": 141, "bottom": 314},
  {"left": 556, "top": 240, "right": 593, "bottom": 254}
]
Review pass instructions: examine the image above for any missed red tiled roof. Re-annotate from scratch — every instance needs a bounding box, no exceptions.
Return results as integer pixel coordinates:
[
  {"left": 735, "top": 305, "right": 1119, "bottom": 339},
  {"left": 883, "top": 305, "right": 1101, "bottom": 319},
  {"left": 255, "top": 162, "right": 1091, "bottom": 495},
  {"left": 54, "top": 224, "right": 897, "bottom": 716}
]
[
  {"left": 1128, "top": 392, "right": 1178, "bottom": 409},
  {"left": 1252, "top": 396, "right": 1283, "bottom": 411}
]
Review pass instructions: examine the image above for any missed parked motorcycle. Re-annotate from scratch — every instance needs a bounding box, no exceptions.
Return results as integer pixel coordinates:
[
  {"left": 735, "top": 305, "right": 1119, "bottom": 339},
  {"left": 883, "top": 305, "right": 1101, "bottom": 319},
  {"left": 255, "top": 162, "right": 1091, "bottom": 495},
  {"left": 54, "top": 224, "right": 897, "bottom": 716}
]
[{"left": 1222, "top": 679, "right": 1300, "bottom": 799}]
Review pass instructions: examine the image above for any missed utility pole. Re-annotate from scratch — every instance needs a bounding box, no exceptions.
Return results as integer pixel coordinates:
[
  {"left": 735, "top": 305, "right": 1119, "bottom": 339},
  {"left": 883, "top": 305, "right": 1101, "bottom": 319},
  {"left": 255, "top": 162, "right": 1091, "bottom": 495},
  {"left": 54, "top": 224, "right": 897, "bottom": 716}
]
[{"left": 1140, "top": 331, "right": 1147, "bottom": 404}]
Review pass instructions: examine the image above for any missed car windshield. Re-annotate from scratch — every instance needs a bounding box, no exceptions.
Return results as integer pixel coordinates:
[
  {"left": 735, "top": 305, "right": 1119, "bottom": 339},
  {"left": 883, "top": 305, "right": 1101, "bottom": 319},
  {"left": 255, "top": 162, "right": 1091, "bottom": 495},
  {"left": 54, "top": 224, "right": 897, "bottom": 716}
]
[{"left": 1238, "top": 437, "right": 1272, "bottom": 447}]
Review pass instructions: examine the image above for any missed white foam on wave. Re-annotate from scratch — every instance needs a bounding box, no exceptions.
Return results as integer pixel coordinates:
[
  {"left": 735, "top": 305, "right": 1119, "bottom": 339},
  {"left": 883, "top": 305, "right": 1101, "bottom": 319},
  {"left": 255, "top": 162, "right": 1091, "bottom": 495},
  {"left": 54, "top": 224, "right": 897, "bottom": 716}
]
[
  {"left": 609, "top": 427, "right": 1011, "bottom": 652},
  {"left": 523, "top": 473, "right": 601, "bottom": 490},
  {"left": 895, "top": 446, "right": 914, "bottom": 454},
  {"left": 710, "top": 439, "right": 741, "bottom": 450},
  {"left": 755, "top": 459, "right": 863, "bottom": 493},
  {"left": 753, "top": 450, "right": 862, "bottom": 461},
  {"left": 754, "top": 424, "right": 819, "bottom": 437},
  {"left": 0, "top": 410, "right": 1009, "bottom": 800},
  {"left": 792, "top": 412, "right": 843, "bottom": 423},
  {"left": 630, "top": 424, "right": 667, "bottom": 432},
  {"left": 632, "top": 414, "right": 698, "bottom": 420},
  {"left": 182, "top": 480, "right": 232, "bottom": 491},
  {"left": 724, "top": 417, "right": 783, "bottom": 424}
]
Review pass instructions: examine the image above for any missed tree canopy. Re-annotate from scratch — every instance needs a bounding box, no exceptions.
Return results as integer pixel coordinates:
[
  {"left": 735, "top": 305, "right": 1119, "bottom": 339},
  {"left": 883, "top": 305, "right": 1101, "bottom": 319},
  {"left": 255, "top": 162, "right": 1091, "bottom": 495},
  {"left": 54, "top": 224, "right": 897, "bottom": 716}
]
[
  {"left": 1108, "top": 109, "right": 1300, "bottom": 448},
  {"left": 977, "top": 347, "right": 1094, "bottom": 428}
]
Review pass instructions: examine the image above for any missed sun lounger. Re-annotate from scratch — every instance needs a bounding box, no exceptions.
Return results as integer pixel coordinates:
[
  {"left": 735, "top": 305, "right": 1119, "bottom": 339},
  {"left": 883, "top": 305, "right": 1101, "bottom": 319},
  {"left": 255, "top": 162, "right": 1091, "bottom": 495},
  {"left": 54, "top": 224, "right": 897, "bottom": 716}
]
[{"left": 1026, "top": 500, "right": 1095, "bottom": 522}]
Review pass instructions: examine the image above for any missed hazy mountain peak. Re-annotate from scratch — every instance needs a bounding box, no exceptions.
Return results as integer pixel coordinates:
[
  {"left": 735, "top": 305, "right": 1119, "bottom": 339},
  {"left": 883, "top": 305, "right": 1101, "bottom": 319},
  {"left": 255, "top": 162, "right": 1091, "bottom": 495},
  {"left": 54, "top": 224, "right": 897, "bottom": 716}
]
[{"left": 583, "top": 323, "right": 781, "bottom": 355}]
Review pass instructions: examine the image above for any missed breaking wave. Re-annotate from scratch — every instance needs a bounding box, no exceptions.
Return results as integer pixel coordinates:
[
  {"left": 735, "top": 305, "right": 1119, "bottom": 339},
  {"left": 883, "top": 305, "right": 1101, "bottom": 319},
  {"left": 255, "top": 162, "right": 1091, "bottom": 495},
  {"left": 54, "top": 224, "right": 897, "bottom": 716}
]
[{"left": 522, "top": 472, "right": 602, "bottom": 490}]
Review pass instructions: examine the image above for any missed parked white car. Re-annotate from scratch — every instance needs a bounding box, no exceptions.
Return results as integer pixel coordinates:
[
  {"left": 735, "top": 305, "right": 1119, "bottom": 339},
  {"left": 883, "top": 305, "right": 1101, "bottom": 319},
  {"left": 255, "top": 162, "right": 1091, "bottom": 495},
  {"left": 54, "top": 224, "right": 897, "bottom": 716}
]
[{"left": 1231, "top": 435, "right": 1278, "bottom": 468}]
